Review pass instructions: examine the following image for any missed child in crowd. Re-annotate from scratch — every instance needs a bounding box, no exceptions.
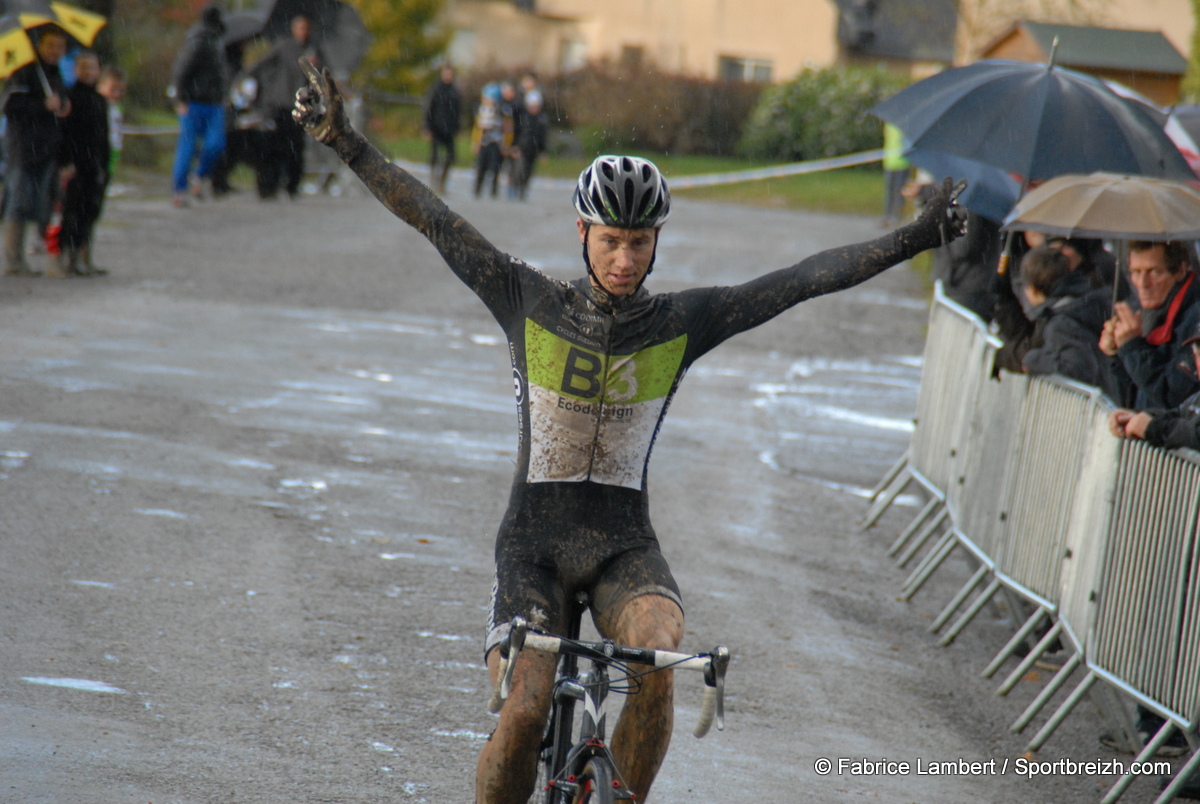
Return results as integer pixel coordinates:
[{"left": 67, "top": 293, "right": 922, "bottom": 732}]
[
  {"left": 97, "top": 66, "right": 127, "bottom": 185},
  {"left": 59, "top": 50, "right": 110, "bottom": 276},
  {"left": 471, "top": 84, "right": 506, "bottom": 198}
]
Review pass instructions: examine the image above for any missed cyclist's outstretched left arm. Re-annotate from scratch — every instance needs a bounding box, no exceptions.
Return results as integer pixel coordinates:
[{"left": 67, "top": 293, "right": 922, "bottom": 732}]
[{"left": 690, "top": 179, "right": 965, "bottom": 346}]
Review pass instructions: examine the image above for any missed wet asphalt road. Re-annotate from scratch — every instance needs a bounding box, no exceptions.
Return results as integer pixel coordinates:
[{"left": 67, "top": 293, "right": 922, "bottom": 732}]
[{"left": 0, "top": 165, "right": 1170, "bottom": 803}]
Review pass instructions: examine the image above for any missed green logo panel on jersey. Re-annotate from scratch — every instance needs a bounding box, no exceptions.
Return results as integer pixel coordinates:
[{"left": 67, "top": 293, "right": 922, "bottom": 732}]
[{"left": 524, "top": 319, "right": 686, "bottom": 488}]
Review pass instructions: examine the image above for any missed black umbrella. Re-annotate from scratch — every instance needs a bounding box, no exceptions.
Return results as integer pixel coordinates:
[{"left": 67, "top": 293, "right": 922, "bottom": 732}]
[
  {"left": 257, "top": 0, "right": 369, "bottom": 76},
  {"left": 870, "top": 59, "right": 1195, "bottom": 183},
  {"left": 905, "top": 148, "right": 1020, "bottom": 223},
  {"left": 222, "top": 10, "right": 266, "bottom": 45}
]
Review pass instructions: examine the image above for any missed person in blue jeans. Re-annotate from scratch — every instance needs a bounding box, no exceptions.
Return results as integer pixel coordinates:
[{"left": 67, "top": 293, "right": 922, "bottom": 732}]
[{"left": 168, "top": 3, "right": 229, "bottom": 207}]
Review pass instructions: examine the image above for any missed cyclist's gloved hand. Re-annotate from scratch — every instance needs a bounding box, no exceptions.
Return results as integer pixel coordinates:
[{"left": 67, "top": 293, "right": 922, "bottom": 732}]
[
  {"left": 293, "top": 59, "right": 347, "bottom": 145},
  {"left": 909, "top": 176, "right": 968, "bottom": 250}
]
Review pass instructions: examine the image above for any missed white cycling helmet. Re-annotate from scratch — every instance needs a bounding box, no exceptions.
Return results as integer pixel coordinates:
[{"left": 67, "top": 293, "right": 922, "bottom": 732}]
[{"left": 573, "top": 155, "right": 672, "bottom": 229}]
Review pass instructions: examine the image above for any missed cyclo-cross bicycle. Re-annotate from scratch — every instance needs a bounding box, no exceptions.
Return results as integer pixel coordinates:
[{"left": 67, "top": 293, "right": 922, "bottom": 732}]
[{"left": 487, "top": 596, "right": 730, "bottom": 803}]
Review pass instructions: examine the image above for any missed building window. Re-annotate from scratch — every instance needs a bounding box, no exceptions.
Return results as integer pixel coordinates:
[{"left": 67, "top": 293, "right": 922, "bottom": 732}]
[
  {"left": 561, "top": 39, "right": 587, "bottom": 72},
  {"left": 449, "top": 30, "right": 477, "bottom": 69},
  {"left": 718, "top": 56, "right": 772, "bottom": 82}
]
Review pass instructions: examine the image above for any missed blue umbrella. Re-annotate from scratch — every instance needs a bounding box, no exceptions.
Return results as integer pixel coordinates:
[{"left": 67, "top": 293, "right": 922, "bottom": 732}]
[
  {"left": 870, "top": 59, "right": 1194, "bottom": 183},
  {"left": 905, "top": 148, "right": 1021, "bottom": 223}
]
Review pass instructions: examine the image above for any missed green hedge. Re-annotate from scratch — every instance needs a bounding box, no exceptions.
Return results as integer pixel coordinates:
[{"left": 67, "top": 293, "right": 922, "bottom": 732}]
[{"left": 739, "top": 65, "right": 908, "bottom": 161}]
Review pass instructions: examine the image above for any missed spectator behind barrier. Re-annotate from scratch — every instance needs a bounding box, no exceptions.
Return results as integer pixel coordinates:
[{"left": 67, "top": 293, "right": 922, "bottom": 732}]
[
  {"left": 1014, "top": 246, "right": 1122, "bottom": 401},
  {"left": 1100, "top": 241, "right": 1200, "bottom": 410},
  {"left": 1110, "top": 321, "right": 1200, "bottom": 449}
]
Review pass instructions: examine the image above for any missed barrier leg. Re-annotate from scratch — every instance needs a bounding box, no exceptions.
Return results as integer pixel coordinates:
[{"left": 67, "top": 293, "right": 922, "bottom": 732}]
[
  {"left": 982, "top": 608, "right": 1048, "bottom": 679},
  {"left": 861, "top": 468, "right": 913, "bottom": 530},
  {"left": 1010, "top": 652, "right": 1082, "bottom": 733},
  {"left": 888, "top": 497, "right": 941, "bottom": 557},
  {"left": 1104, "top": 720, "right": 1183, "bottom": 804},
  {"left": 896, "top": 506, "right": 950, "bottom": 568},
  {"left": 868, "top": 450, "right": 909, "bottom": 503},
  {"left": 1025, "top": 670, "right": 1098, "bottom": 752},
  {"left": 938, "top": 577, "right": 1001, "bottom": 646},
  {"left": 997, "top": 621, "right": 1063, "bottom": 696},
  {"left": 899, "top": 530, "right": 958, "bottom": 602},
  {"left": 1156, "top": 746, "right": 1200, "bottom": 804},
  {"left": 929, "top": 564, "right": 989, "bottom": 634}
]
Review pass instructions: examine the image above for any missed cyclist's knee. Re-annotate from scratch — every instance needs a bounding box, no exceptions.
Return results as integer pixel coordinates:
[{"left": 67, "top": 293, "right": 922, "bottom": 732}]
[{"left": 613, "top": 594, "right": 684, "bottom": 651}]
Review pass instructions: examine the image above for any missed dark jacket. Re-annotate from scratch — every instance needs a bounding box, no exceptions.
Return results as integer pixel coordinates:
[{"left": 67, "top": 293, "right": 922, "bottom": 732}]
[
  {"left": 1114, "top": 273, "right": 1200, "bottom": 410},
  {"left": 422, "top": 79, "right": 462, "bottom": 139},
  {"left": 250, "top": 36, "right": 325, "bottom": 113},
  {"left": 2, "top": 60, "right": 67, "bottom": 166},
  {"left": 172, "top": 19, "right": 230, "bottom": 105},
  {"left": 61, "top": 81, "right": 110, "bottom": 176},
  {"left": 1022, "top": 281, "right": 1121, "bottom": 402},
  {"left": 514, "top": 106, "right": 548, "bottom": 158},
  {"left": 931, "top": 211, "right": 1003, "bottom": 322},
  {"left": 994, "top": 270, "right": 1101, "bottom": 374},
  {"left": 1142, "top": 390, "right": 1200, "bottom": 450}
]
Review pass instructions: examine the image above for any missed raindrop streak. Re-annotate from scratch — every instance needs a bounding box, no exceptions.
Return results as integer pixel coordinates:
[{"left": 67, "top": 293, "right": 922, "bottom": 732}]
[{"left": 22, "top": 677, "right": 126, "bottom": 694}]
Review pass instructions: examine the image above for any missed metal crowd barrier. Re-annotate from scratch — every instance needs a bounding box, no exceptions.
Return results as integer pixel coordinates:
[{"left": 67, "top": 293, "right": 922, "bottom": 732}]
[{"left": 864, "top": 285, "right": 1200, "bottom": 803}]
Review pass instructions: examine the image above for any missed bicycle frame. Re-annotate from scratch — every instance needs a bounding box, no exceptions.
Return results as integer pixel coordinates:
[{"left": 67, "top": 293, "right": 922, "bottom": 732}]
[
  {"left": 536, "top": 606, "right": 622, "bottom": 803},
  {"left": 488, "top": 603, "right": 729, "bottom": 804}
]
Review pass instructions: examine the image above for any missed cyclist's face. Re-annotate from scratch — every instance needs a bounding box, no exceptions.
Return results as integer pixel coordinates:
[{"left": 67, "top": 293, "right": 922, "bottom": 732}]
[{"left": 579, "top": 221, "right": 657, "bottom": 296}]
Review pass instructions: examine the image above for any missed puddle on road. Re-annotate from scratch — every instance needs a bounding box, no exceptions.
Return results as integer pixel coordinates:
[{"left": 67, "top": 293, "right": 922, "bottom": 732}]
[
  {"left": 134, "top": 508, "right": 189, "bottom": 519},
  {"left": 22, "top": 677, "right": 126, "bottom": 694}
]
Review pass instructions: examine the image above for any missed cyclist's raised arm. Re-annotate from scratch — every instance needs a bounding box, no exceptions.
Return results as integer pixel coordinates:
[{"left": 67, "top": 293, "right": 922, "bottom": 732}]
[
  {"left": 292, "top": 60, "right": 516, "bottom": 305},
  {"left": 685, "top": 178, "right": 965, "bottom": 352}
]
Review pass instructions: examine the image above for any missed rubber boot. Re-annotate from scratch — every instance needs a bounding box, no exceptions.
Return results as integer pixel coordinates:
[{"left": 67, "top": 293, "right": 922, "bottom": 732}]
[
  {"left": 44, "top": 249, "right": 70, "bottom": 278},
  {"left": 78, "top": 244, "right": 106, "bottom": 276},
  {"left": 4, "top": 220, "right": 38, "bottom": 276}
]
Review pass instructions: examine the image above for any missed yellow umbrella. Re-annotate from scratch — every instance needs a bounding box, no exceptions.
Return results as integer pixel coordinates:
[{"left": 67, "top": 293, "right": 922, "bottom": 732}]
[{"left": 0, "top": 1, "right": 107, "bottom": 79}]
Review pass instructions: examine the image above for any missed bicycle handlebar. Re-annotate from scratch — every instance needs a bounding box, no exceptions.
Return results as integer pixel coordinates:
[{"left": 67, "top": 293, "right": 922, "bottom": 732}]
[{"left": 487, "top": 616, "right": 730, "bottom": 738}]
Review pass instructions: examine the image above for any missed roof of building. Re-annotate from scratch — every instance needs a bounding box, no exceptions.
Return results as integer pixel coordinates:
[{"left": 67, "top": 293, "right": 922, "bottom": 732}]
[
  {"left": 995, "top": 21, "right": 1187, "bottom": 74},
  {"left": 834, "top": 0, "right": 957, "bottom": 63}
]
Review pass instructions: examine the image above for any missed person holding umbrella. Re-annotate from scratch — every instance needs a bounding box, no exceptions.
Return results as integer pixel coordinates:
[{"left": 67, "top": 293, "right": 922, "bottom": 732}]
[
  {"left": 1, "top": 24, "right": 69, "bottom": 276},
  {"left": 1099, "top": 241, "right": 1200, "bottom": 409}
]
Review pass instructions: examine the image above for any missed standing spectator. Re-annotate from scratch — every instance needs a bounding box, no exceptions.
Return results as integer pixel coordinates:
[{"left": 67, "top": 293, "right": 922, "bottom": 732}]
[
  {"left": 471, "top": 84, "right": 506, "bottom": 199},
  {"left": 249, "top": 15, "right": 325, "bottom": 199},
  {"left": 1110, "top": 323, "right": 1200, "bottom": 451},
  {"left": 97, "top": 66, "right": 126, "bottom": 183},
  {"left": 2, "top": 25, "right": 70, "bottom": 276},
  {"left": 1013, "top": 246, "right": 1120, "bottom": 400},
  {"left": 421, "top": 63, "right": 461, "bottom": 193},
  {"left": 497, "top": 81, "right": 521, "bottom": 198},
  {"left": 168, "top": 3, "right": 229, "bottom": 207},
  {"left": 1100, "top": 241, "right": 1200, "bottom": 409},
  {"left": 58, "top": 51, "right": 110, "bottom": 276},
  {"left": 510, "top": 89, "right": 548, "bottom": 201},
  {"left": 881, "top": 122, "right": 911, "bottom": 227}
]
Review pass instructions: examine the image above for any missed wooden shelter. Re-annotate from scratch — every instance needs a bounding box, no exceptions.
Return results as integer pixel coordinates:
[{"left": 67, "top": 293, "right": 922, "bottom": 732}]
[{"left": 981, "top": 21, "right": 1187, "bottom": 106}]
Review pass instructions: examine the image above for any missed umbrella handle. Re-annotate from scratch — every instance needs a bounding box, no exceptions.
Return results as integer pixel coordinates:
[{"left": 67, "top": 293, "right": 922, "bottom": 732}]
[
  {"left": 35, "top": 63, "right": 53, "bottom": 99},
  {"left": 997, "top": 230, "right": 1014, "bottom": 275}
]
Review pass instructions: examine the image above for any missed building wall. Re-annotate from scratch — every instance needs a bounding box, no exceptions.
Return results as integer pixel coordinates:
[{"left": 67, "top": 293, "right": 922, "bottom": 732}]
[
  {"left": 445, "top": 0, "right": 839, "bottom": 81},
  {"left": 1103, "top": 0, "right": 1192, "bottom": 60},
  {"left": 442, "top": 0, "right": 1191, "bottom": 84}
]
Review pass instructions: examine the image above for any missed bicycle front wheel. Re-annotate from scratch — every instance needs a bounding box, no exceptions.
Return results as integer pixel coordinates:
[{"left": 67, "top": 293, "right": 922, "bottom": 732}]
[{"left": 572, "top": 757, "right": 616, "bottom": 804}]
